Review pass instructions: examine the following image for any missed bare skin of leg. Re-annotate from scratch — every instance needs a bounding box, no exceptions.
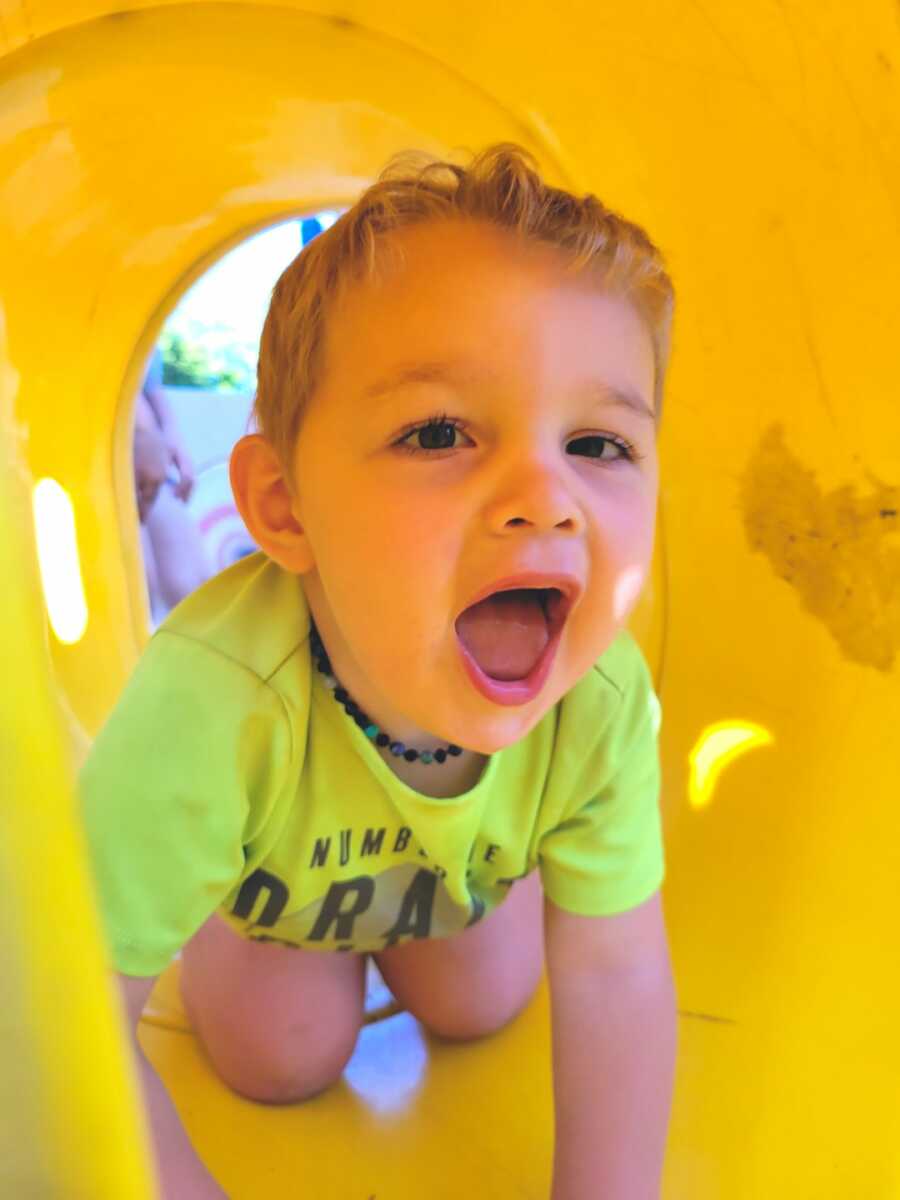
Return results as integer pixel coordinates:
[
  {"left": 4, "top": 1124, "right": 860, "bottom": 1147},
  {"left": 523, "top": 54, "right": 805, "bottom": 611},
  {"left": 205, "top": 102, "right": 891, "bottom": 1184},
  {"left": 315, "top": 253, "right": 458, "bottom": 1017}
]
[
  {"left": 373, "top": 869, "right": 545, "bottom": 1040},
  {"left": 179, "top": 915, "right": 368, "bottom": 1105},
  {"left": 139, "top": 521, "right": 165, "bottom": 628},
  {"left": 144, "top": 483, "right": 211, "bottom": 612},
  {"left": 179, "top": 872, "right": 544, "bottom": 1105}
]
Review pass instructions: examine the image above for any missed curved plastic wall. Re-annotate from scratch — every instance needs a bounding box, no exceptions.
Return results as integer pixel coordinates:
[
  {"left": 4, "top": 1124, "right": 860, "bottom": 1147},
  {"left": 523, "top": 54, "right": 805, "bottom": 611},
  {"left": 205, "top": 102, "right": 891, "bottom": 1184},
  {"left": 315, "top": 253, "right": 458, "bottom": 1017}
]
[{"left": 1, "top": 3, "right": 898, "bottom": 1196}]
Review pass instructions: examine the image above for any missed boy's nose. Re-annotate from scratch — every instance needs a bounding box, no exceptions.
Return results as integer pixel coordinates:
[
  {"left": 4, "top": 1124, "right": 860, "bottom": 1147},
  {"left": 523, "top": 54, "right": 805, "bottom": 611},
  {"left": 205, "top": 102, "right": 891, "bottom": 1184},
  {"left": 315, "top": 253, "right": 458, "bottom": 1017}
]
[{"left": 488, "top": 460, "right": 584, "bottom": 533}]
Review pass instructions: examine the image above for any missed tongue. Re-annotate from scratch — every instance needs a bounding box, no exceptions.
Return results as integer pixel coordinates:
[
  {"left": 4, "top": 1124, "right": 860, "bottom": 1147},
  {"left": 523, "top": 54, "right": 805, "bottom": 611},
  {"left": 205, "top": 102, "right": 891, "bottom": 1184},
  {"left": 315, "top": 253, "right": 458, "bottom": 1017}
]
[{"left": 456, "top": 589, "right": 550, "bottom": 681}]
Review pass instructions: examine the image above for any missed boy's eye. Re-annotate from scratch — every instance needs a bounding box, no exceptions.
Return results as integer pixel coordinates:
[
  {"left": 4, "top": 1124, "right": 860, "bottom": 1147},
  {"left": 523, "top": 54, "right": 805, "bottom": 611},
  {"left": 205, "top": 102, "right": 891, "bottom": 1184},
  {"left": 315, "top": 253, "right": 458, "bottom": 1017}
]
[
  {"left": 395, "top": 415, "right": 469, "bottom": 455},
  {"left": 393, "top": 412, "right": 639, "bottom": 463}
]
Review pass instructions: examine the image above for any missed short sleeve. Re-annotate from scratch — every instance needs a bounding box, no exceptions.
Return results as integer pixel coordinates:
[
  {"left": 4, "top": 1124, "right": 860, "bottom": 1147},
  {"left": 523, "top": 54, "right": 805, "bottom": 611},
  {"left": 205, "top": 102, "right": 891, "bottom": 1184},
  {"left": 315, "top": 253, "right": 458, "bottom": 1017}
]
[
  {"left": 78, "top": 630, "right": 293, "bottom": 976},
  {"left": 538, "top": 684, "right": 664, "bottom": 917}
]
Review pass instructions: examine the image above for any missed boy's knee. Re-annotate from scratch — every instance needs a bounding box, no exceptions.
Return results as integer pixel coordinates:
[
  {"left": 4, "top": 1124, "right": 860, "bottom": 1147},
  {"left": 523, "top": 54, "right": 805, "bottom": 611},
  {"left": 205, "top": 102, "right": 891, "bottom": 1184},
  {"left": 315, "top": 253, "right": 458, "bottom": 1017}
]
[
  {"left": 424, "top": 1008, "right": 516, "bottom": 1043},
  {"left": 219, "top": 1029, "right": 360, "bottom": 1105},
  {"left": 421, "top": 973, "right": 542, "bottom": 1043}
]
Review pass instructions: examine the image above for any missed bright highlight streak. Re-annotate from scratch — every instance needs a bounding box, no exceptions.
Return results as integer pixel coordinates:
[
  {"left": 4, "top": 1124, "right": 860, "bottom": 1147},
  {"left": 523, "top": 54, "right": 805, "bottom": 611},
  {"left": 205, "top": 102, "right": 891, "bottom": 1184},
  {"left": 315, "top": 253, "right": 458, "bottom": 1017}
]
[
  {"left": 31, "top": 478, "right": 88, "bottom": 645},
  {"left": 613, "top": 563, "right": 647, "bottom": 622},
  {"left": 689, "top": 720, "right": 774, "bottom": 810}
]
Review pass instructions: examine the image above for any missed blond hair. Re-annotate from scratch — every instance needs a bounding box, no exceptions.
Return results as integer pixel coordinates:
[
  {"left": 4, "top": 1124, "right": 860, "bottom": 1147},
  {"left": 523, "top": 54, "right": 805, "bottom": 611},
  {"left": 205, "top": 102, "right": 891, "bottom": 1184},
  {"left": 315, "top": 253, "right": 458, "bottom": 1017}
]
[{"left": 255, "top": 142, "right": 675, "bottom": 472}]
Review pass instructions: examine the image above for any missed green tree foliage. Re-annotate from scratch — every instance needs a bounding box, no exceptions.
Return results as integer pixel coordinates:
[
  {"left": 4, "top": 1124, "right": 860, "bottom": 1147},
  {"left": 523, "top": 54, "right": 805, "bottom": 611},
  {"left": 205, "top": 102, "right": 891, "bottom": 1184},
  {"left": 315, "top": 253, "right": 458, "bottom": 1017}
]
[{"left": 159, "top": 329, "right": 255, "bottom": 392}]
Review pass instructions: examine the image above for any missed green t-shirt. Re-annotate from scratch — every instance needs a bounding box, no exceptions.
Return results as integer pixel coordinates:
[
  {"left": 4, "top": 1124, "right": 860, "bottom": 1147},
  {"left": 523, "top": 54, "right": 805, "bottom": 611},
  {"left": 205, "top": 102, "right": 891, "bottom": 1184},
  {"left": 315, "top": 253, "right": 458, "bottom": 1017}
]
[{"left": 79, "top": 553, "right": 665, "bottom": 977}]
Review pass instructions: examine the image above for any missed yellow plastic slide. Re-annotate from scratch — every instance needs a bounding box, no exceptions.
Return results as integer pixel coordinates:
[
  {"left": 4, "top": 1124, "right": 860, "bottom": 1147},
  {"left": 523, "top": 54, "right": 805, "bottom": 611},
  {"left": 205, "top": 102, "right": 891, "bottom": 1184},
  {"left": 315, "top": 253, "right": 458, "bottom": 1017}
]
[{"left": 1, "top": 2, "right": 898, "bottom": 1196}]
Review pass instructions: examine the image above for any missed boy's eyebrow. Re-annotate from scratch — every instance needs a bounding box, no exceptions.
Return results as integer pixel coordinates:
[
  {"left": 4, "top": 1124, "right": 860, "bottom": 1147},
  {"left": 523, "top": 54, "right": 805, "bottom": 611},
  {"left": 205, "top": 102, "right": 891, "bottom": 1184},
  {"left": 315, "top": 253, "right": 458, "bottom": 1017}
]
[{"left": 362, "top": 360, "right": 656, "bottom": 422}]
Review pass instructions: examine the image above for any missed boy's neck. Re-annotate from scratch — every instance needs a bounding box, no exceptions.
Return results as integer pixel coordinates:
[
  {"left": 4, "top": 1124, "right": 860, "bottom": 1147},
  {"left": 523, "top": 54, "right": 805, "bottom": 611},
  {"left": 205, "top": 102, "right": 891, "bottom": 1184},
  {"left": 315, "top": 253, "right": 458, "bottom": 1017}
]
[{"left": 379, "top": 747, "right": 490, "bottom": 799}]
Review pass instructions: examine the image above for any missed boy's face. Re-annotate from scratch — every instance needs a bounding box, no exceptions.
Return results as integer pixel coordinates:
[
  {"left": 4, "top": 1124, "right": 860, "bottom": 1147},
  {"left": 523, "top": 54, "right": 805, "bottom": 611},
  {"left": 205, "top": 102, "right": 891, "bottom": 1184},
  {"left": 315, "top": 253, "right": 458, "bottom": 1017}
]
[{"left": 287, "top": 218, "right": 658, "bottom": 755}]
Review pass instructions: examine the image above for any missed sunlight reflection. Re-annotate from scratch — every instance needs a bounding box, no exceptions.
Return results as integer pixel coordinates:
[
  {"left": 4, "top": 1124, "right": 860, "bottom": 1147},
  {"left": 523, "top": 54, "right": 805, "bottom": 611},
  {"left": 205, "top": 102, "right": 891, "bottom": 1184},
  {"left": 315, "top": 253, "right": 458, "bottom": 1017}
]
[
  {"left": 614, "top": 563, "right": 646, "bottom": 621},
  {"left": 31, "top": 478, "right": 88, "bottom": 644},
  {"left": 688, "top": 720, "right": 774, "bottom": 810},
  {"left": 344, "top": 1012, "right": 429, "bottom": 1114}
]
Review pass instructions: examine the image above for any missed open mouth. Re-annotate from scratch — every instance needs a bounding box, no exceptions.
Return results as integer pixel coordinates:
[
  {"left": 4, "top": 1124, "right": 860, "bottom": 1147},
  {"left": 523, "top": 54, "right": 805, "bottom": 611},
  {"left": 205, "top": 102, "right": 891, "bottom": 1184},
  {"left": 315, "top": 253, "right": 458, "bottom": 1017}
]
[
  {"left": 454, "top": 586, "right": 571, "bottom": 684},
  {"left": 537, "top": 587, "right": 569, "bottom": 636}
]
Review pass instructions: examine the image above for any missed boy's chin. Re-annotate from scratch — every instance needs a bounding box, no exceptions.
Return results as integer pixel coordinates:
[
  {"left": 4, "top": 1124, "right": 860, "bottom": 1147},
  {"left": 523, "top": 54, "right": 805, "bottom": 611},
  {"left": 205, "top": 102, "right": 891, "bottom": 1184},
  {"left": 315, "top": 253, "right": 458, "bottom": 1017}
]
[{"left": 448, "top": 708, "right": 555, "bottom": 756}]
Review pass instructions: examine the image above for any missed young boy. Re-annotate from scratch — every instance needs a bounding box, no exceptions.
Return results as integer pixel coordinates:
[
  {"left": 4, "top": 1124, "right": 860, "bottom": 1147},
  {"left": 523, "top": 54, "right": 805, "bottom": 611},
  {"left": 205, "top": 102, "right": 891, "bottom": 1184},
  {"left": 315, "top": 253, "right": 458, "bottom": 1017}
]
[{"left": 80, "top": 142, "right": 678, "bottom": 1200}]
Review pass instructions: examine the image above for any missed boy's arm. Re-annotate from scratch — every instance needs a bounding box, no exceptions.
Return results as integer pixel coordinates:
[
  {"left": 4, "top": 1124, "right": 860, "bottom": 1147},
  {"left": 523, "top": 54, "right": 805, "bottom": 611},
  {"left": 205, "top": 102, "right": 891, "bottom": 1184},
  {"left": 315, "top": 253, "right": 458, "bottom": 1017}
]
[
  {"left": 118, "top": 974, "right": 229, "bottom": 1200},
  {"left": 543, "top": 890, "right": 678, "bottom": 1200}
]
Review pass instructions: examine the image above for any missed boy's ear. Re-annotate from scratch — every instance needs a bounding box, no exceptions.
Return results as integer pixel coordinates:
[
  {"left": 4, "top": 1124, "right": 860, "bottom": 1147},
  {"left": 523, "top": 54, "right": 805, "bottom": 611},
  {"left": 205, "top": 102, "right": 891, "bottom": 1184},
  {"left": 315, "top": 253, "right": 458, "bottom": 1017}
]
[{"left": 229, "top": 434, "right": 314, "bottom": 574}]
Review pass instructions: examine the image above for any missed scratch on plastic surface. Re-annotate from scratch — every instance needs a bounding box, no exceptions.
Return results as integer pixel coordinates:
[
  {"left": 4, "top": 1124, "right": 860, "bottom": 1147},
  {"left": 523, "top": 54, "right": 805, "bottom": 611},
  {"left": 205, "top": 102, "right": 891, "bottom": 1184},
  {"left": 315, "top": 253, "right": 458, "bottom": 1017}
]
[
  {"left": 741, "top": 424, "right": 899, "bottom": 672},
  {"left": 683, "top": 0, "right": 841, "bottom": 171}
]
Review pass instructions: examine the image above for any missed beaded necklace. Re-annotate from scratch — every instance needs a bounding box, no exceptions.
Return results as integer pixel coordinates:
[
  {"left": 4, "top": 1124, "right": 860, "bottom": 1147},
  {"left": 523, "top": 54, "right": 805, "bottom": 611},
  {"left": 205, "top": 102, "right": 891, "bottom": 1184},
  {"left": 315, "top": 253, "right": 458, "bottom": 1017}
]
[{"left": 309, "top": 620, "right": 464, "bottom": 767}]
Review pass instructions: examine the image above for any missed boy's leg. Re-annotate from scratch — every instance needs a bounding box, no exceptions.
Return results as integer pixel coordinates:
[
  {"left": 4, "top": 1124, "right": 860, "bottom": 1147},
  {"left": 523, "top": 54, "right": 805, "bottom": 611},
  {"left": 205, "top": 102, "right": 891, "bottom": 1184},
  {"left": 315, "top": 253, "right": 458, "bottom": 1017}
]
[
  {"left": 144, "top": 483, "right": 211, "bottom": 611},
  {"left": 139, "top": 522, "right": 164, "bottom": 628},
  {"left": 179, "top": 912, "right": 367, "bottom": 1105},
  {"left": 372, "top": 869, "right": 544, "bottom": 1041}
]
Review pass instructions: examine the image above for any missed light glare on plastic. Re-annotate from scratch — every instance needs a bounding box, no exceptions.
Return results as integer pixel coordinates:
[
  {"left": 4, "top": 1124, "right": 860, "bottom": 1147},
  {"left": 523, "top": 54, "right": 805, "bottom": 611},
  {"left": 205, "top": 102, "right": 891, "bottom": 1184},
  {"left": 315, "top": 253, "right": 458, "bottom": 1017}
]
[
  {"left": 689, "top": 720, "right": 774, "bottom": 810},
  {"left": 31, "top": 477, "right": 88, "bottom": 644}
]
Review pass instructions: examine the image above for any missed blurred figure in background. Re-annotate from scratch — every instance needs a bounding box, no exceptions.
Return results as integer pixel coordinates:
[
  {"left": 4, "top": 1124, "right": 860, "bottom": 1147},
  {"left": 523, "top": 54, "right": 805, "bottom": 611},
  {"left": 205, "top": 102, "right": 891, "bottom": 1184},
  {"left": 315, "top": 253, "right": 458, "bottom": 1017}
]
[{"left": 133, "top": 346, "right": 211, "bottom": 626}]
